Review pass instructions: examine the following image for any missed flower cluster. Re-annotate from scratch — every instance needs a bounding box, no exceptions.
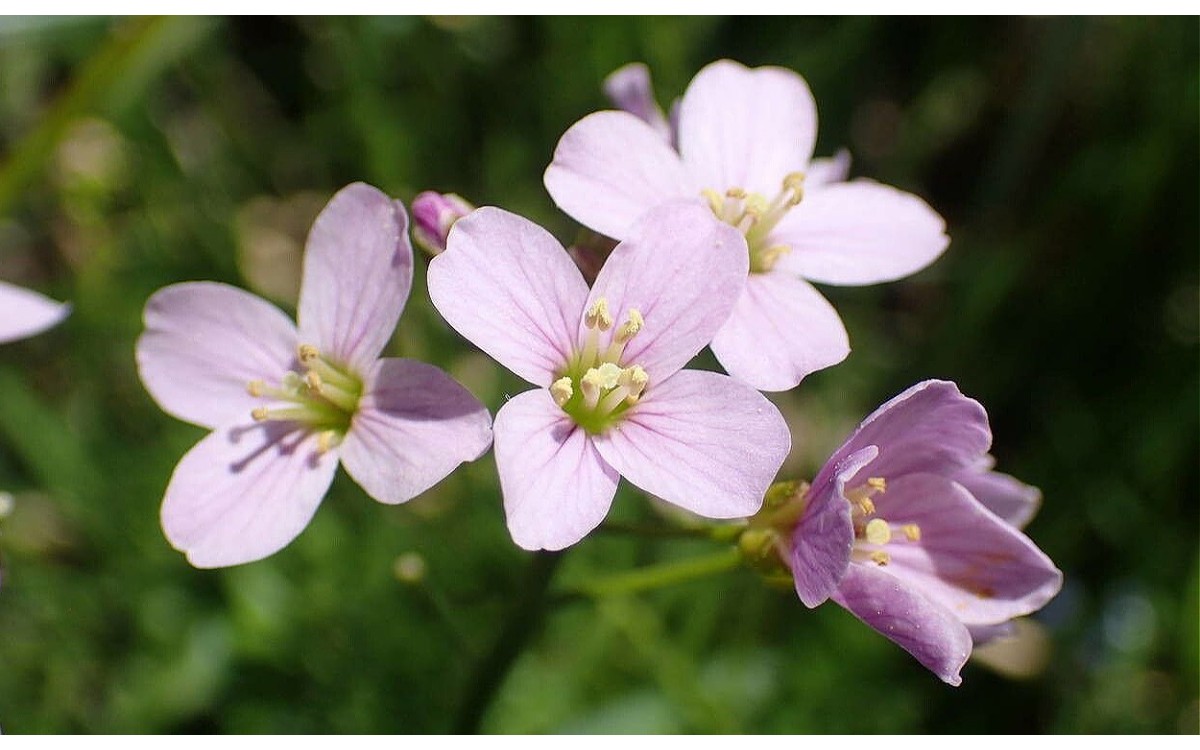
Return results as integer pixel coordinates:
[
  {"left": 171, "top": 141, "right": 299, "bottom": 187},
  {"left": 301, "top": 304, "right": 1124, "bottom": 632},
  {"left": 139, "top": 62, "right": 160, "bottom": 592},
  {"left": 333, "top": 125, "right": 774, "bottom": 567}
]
[{"left": 130, "top": 59, "right": 1060, "bottom": 684}]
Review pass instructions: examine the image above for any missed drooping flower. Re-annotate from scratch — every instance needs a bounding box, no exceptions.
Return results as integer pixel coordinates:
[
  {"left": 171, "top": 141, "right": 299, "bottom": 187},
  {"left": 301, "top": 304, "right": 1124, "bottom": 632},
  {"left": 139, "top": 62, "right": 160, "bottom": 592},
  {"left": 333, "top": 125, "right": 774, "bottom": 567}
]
[
  {"left": 545, "top": 59, "right": 950, "bottom": 391},
  {"left": 0, "top": 280, "right": 69, "bottom": 344},
  {"left": 755, "top": 380, "right": 1061, "bottom": 684},
  {"left": 411, "top": 190, "right": 475, "bottom": 256},
  {"left": 427, "top": 202, "right": 791, "bottom": 551},
  {"left": 136, "top": 183, "right": 492, "bottom": 568}
]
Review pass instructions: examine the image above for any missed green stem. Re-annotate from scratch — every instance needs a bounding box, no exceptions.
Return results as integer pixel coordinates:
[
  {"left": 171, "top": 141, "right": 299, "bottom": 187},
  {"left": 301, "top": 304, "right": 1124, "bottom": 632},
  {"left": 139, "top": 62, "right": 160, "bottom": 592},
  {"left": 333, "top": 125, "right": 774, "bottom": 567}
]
[
  {"left": 564, "top": 547, "right": 741, "bottom": 599},
  {"left": 453, "top": 550, "right": 562, "bottom": 734},
  {"left": 598, "top": 519, "right": 744, "bottom": 543}
]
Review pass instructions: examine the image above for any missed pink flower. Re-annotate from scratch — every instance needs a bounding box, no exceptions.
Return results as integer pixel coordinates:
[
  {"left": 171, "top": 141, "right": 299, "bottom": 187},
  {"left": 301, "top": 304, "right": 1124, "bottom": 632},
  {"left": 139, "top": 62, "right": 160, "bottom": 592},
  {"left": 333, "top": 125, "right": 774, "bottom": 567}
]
[
  {"left": 136, "top": 183, "right": 492, "bottom": 568},
  {"left": 0, "top": 280, "right": 69, "bottom": 344},
  {"left": 428, "top": 202, "right": 791, "bottom": 551},
  {"left": 411, "top": 190, "right": 474, "bottom": 256},
  {"left": 545, "top": 59, "right": 950, "bottom": 391},
  {"left": 782, "top": 380, "right": 1061, "bottom": 684}
]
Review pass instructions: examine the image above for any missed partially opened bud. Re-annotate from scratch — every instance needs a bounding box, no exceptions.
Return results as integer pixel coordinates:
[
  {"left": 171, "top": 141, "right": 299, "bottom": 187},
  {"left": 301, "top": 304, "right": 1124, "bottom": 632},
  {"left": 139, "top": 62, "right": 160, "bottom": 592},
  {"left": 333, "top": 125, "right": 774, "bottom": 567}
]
[{"left": 411, "top": 191, "right": 474, "bottom": 256}]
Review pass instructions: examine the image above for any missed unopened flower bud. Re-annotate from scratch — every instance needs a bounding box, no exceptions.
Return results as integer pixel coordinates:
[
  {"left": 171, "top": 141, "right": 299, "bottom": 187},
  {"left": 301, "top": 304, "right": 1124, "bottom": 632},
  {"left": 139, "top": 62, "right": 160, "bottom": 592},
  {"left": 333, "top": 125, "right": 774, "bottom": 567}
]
[{"left": 411, "top": 191, "right": 474, "bottom": 256}]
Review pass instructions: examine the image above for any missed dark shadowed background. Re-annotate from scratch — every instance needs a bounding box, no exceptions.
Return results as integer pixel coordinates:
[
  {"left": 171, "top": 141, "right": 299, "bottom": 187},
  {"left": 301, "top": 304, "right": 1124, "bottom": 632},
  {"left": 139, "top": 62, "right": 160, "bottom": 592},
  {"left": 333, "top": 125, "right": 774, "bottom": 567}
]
[{"left": 0, "top": 16, "right": 1196, "bottom": 733}]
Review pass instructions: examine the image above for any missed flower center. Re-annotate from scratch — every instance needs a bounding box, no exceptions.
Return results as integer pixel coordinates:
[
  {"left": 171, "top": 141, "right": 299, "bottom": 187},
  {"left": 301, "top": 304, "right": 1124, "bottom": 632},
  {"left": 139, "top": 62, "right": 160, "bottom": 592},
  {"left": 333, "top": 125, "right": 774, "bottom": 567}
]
[
  {"left": 246, "top": 344, "right": 363, "bottom": 452},
  {"left": 702, "top": 172, "right": 805, "bottom": 273},
  {"left": 846, "top": 477, "right": 922, "bottom": 566},
  {"left": 551, "top": 296, "right": 649, "bottom": 435}
]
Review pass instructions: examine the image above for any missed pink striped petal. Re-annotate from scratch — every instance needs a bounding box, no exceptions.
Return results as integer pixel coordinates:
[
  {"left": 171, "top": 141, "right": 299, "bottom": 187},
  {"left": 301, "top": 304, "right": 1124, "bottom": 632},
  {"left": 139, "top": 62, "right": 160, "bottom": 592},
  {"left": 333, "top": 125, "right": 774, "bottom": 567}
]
[
  {"left": 832, "top": 562, "right": 973, "bottom": 686},
  {"left": 772, "top": 180, "right": 949, "bottom": 286},
  {"left": 678, "top": 60, "right": 817, "bottom": 197},
  {"left": 544, "top": 110, "right": 694, "bottom": 241},
  {"left": 709, "top": 272, "right": 849, "bottom": 392},
  {"left": 0, "top": 280, "right": 69, "bottom": 344},
  {"left": 953, "top": 458, "right": 1042, "bottom": 529},
  {"left": 161, "top": 423, "right": 338, "bottom": 568},
  {"left": 493, "top": 389, "right": 619, "bottom": 551},
  {"left": 136, "top": 282, "right": 298, "bottom": 430},
  {"left": 593, "top": 369, "right": 789, "bottom": 519},
  {"left": 429, "top": 207, "right": 588, "bottom": 386},
  {"left": 339, "top": 358, "right": 492, "bottom": 505},
  {"left": 582, "top": 203, "right": 747, "bottom": 381},
  {"left": 297, "top": 182, "right": 412, "bottom": 372}
]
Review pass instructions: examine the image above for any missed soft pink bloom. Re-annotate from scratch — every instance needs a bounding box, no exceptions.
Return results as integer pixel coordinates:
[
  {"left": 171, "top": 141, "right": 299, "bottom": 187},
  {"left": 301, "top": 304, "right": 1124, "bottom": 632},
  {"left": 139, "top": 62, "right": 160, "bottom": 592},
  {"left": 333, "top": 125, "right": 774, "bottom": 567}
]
[
  {"left": 784, "top": 380, "right": 1061, "bottom": 684},
  {"left": 428, "top": 202, "right": 791, "bottom": 551},
  {"left": 136, "top": 183, "right": 492, "bottom": 568},
  {"left": 546, "top": 59, "right": 950, "bottom": 391},
  {"left": 411, "top": 190, "right": 475, "bottom": 256},
  {"left": 0, "top": 280, "right": 69, "bottom": 344}
]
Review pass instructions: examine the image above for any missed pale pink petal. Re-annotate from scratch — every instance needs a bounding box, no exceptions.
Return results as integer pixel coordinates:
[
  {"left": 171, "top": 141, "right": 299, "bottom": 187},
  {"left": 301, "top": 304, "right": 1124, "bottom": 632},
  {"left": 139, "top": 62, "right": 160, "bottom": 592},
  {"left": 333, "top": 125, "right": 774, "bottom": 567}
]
[
  {"left": 603, "top": 62, "right": 672, "bottom": 141},
  {"left": 493, "top": 389, "right": 619, "bottom": 551},
  {"left": 870, "top": 472, "right": 1063, "bottom": 626},
  {"left": 772, "top": 180, "right": 949, "bottom": 286},
  {"left": 709, "top": 272, "right": 849, "bottom": 392},
  {"left": 677, "top": 59, "right": 817, "bottom": 197},
  {"left": 137, "top": 282, "right": 299, "bottom": 430},
  {"left": 338, "top": 358, "right": 492, "bottom": 505},
  {"left": 953, "top": 458, "right": 1042, "bottom": 529},
  {"left": 0, "top": 280, "right": 69, "bottom": 344},
  {"left": 161, "top": 423, "right": 338, "bottom": 568},
  {"left": 791, "top": 445, "right": 877, "bottom": 608},
  {"left": 832, "top": 562, "right": 973, "bottom": 686},
  {"left": 805, "top": 149, "right": 852, "bottom": 189},
  {"left": 582, "top": 202, "right": 747, "bottom": 380},
  {"left": 428, "top": 207, "right": 588, "bottom": 387},
  {"left": 297, "top": 182, "right": 412, "bottom": 372},
  {"left": 544, "top": 110, "right": 694, "bottom": 240},
  {"left": 593, "top": 369, "right": 789, "bottom": 519}
]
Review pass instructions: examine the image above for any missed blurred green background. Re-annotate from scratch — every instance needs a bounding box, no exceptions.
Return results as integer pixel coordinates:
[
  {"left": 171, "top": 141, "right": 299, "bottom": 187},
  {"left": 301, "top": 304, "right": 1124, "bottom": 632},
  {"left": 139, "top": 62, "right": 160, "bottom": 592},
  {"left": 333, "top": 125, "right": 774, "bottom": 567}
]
[{"left": 0, "top": 16, "right": 1196, "bottom": 733}]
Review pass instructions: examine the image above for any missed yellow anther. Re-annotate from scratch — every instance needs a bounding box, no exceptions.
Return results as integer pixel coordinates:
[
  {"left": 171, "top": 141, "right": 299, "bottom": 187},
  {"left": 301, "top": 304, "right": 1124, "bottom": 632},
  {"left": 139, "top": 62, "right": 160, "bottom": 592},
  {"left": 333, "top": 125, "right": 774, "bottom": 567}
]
[
  {"left": 317, "top": 430, "right": 337, "bottom": 454},
  {"left": 743, "top": 194, "right": 769, "bottom": 217},
  {"left": 593, "top": 362, "right": 622, "bottom": 390},
  {"left": 853, "top": 497, "right": 876, "bottom": 516},
  {"left": 783, "top": 172, "right": 806, "bottom": 191},
  {"left": 870, "top": 550, "right": 891, "bottom": 566},
  {"left": 305, "top": 370, "right": 323, "bottom": 393},
  {"left": 620, "top": 364, "right": 649, "bottom": 402},
  {"left": 298, "top": 344, "right": 319, "bottom": 363},
  {"left": 901, "top": 523, "right": 922, "bottom": 542},
  {"left": 251, "top": 407, "right": 270, "bottom": 422},
  {"left": 725, "top": 187, "right": 747, "bottom": 199},
  {"left": 864, "top": 518, "right": 892, "bottom": 545},
  {"left": 702, "top": 188, "right": 724, "bottom": 214},
  {"left": 615, "top": 308, "right": 644, "bottom": 343},
  {"left": 550, "top": 377, "right": 574, "bottom": 407},
  {"left": 247, "top": 380, "right": 265, "bottom": 397},
  {"left": 867, "top": 477, "right": 887, "bottom": 493},
  {"left": 585, "top": 297, "right": 613, "bottom": 331}
]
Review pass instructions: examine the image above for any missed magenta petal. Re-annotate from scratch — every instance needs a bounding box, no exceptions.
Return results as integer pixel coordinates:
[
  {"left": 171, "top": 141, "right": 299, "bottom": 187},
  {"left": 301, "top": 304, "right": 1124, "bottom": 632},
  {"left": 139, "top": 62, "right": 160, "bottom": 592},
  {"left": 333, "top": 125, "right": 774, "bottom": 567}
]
[
  {"left": 603, "top": 62, "right": 672, "bottom": 141},
  {"left": 493, "top": 389, "right": 619, "bottom": 551},
  {"left": 872, "top": 473, "right": 1063, "bottom": 626},
  {"left": 953, "top": 458, "right": 1042, "bottom": 529},
  {"left": 709, "top": 272, "right": 849, "bottom": 392},
  {"left": 0, "top": 280, "right": 69, "bottom": 344},
  {"left": 791, "top": 445, "right": 877, "bottom": 608},
  {"left": 772, "top": 180, "right": 949, "bottom": 286},
  {"left": 828, "top": 380, "right": 992, "bottom": 488},
  {"left": 544, "top": 110, "right": 694, "bottom": 241},
  {"left": 593, "top": 369, "right": 790, "bottom": 519},
  {"left": 161, "top": 423, "right": 338, "bottom": 568},
  {"left": 338, "top": 358, "right": 492, "bottom": 505},
  {"left": 297, "top": 183, "right": 413, "bottom": 372},
  {"left": 677, "top": 60, "right": 817, "bottom": 197},
  {"left": 583, "top": 202, "right": 747, "bottom": 380},
  {"left": 832, "top": 562, "right": 973, "bottom": 686},
  {"left": 428, "top": 207, "right": 587, "bottom": 387},
  {"left": 137, "top": 282, "right": 299, "bottom": 430}
]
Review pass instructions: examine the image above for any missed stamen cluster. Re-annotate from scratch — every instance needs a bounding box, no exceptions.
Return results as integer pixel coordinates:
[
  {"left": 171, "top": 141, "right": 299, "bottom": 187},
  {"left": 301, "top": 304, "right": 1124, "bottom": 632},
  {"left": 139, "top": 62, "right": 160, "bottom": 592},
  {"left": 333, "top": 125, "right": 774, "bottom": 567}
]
[
  {"left": 703, "top": 172, "right": 805, "bottom": 272},
  {"left": 247, "top": 344, "right": 363, "bottom": 452},
  {"left": 552, "top": 297, "right": 648, "bottom": 434}
]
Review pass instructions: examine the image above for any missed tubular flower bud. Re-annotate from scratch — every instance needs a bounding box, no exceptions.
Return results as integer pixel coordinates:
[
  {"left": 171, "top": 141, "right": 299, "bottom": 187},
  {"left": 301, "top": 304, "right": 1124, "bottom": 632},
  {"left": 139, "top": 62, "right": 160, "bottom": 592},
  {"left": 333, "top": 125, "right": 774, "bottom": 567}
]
[{"left": 411, "top": 191, "right": 475, "bottom": 256}]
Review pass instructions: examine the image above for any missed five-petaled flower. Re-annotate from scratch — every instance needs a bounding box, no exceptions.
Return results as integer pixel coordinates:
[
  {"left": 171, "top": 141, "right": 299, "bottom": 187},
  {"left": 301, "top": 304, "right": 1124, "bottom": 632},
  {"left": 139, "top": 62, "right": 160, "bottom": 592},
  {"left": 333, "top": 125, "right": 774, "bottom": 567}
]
[
  {"left": 136, "top": 183, "right": 493, "bottom": 568},
  {"left": 0, "top": 280, "right": 69, "bottom": 344},
  {"left": 757, "top": 380, "right": 1061, "bottom": 685},
  {"left": 428, "top": 202, "right": 792, "bottom": 551},
  {"left": 545, "top": 58, "right": 950, "bottom": 392}
]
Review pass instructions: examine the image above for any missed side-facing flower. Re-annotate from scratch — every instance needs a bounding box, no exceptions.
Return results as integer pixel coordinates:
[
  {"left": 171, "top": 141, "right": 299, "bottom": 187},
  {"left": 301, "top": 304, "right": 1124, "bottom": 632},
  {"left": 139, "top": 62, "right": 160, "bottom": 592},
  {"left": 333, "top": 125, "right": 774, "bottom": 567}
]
[
  {"left": 411, "top": 190, "right": 475, "bottom": 256},
  {"left": 546, "top": 59, "right": 949, "bottom": 391},
  {"left": 768, "top": 380, "right": 1061, "bottom": 685},
  {"left": 0, "top": 280, "right": 70, "bottom": 344},
  {"left": 428, "top": 202, "right": 791, "bottom": 551},
  {"left": 136, "top": 183, "right": 492, "bottom": 568}
]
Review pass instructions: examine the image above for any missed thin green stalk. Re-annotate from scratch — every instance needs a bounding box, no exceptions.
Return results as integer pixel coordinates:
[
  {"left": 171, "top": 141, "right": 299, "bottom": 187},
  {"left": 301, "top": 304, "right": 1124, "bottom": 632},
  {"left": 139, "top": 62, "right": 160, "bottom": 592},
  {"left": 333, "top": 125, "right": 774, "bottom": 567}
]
[{"left": 564, "top": 547, "right": 741, "bottom": 599}]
